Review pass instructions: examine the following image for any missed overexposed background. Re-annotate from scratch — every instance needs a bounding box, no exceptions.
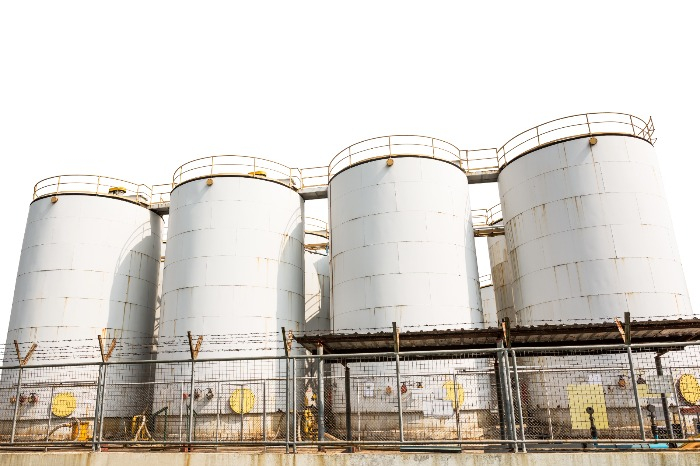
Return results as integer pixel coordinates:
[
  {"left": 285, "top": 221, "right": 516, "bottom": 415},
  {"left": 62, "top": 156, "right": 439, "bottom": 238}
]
[{"left": 0, "top": 1, "right": 697, "bottom": 341}]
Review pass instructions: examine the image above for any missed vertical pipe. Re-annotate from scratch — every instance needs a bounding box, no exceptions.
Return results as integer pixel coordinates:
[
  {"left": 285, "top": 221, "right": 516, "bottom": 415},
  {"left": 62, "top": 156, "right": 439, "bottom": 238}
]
[
  {"left": 317, "top": 345, "right": 325, "bottom": 448},
  {"left": 345, "top": 364, "right": 352, "bottom": 442},
  {"left": 626, "top": 346, "right": 646, "bottom": 441},
  {"left": 216, "top": 381, "right": 220, "bottom": 443},
  {"left": 452, "top": 372, "right": 461, "bottom": 441},
  {"left": 10, "top": 367, "right": 23, "bottom": 444},
  {"left": 510, "top": 350, "right": 527, "bottom": 453},
  {"left": 494, "top": 357, "right": 506, "bottom": 440},
  {"left": 655, "top": 354, "right": 674, "bottom": 439},
  {"left": 92, "top": 363, "right": 107, "bottom": 451},
  {"left": 92, "top": 364, "right": 103, "bottom": 451},
  {"left": 187, "top": 361, "right": 196, "bottom": 443},
  {"left": 395, "top": 354, "right": 404, "bottom": 442},
  {"left": 239, "top": 385, "right": 244, "bottom": 442},
  {"left": 262, "top": 380, "right": 267, "bottom": 443},
  {"left": 178, "top": 381, "right": 183, "bottom": 441},
  {"left": 46, "top": 386, "right": 54, "bottom": 444},
  {"left": 291, "top": 358, "right": 297, "bottom": 453},
  {"left": 501, "top": 346, "right": 518, "bottom": 452},
  {"left": 97, "top": 365, "right": 107, "bottom": 446}
]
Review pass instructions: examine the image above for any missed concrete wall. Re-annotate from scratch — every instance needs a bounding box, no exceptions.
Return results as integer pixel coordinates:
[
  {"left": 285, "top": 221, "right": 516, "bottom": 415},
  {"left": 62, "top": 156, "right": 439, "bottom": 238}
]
[{"left": 1, "top": 452, "right": 700, "bottom": 466}]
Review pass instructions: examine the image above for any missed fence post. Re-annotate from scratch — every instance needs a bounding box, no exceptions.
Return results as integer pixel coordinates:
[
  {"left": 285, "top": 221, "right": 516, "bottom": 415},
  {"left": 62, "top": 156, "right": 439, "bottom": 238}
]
[
  {"left": 317, "top": 343, "right": 326, "bottom": 450},
  {"left": 510, "top": 349, "right": 527, "bottom": 453},
  {"left": 292, "top": 357, "right": 297, "bottom": 453},
  {"left": 282, "top": 327, "right": 290, "bottom": 453},
  {"left": 10, "top": 340, "right": 36, "bottom": 444},
  {"left": 9, "top": 366, "right": 23, "bottom": 444},
  {"left": 393, "top": 322, "right": 404, "bottom": 443},
  {"left": 186, "top": 331, "right": 202, "bottom": 446}
]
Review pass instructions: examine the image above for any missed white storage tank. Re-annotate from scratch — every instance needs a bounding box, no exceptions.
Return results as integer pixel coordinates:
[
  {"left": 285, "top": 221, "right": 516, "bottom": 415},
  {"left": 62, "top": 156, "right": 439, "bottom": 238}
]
[
  {"left": 498, "top": 125, "right": 694, "bottom": 325},
  {"left": 329, "top": 136, "right": 483, "bottom": 332},
  {"left": 154, "top": 156, "right": 304, "bottom": 441},
  {"left": 496, "top": 113, "right": 696, "bottom": 438},
  {"left": 1, "top": 176, "right": 163, "bottom": 439},
  {"left": 487, "top": 234, "right": 515, "bottom": 324}
]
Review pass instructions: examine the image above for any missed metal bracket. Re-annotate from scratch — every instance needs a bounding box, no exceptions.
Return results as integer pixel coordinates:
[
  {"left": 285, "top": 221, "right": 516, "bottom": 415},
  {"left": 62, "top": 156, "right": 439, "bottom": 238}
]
[
  {"left": 392, "top": 321, "right": 400, "bottom": 353},
  {"left": 281, "top": 327, "right": 291, "bottom": 358},
  {"left": 501, "top": 317, "right": 511, "bottom": 348},
  {"left": 98, "top": 335, "right": 118, "bottom": 362},
  {"left": 14, "top": 340, "right": 37, "bottom": 367},
  {"left": 614, "top": 312, "right": 632, "bottom": 344},
  {"left": 187, "top": 331, "right": 203, "bottom": 360}
]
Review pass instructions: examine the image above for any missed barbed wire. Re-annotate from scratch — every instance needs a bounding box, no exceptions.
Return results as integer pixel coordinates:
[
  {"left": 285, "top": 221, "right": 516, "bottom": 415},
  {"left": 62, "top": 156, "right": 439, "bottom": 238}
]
[{"left": 0, "top": 313, "right": 696, "bottom": 363}]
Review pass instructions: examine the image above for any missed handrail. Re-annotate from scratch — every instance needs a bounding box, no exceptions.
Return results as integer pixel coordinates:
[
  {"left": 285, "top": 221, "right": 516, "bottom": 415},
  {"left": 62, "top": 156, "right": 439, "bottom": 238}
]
[
  {"left": 33, "top": 175, "right": 153, "bottom": 206},
  {"left": 30, "top": 113, "right": 656, "bottom": 207},
  {"left": 172, "top": 155, "right": 301, "bottom": 190},
  {"left": 472, "top": 204, "right": 503, "bottom": 228},
  {"left": 328, "top": 135, "right": 464, "bottom": 178},
  {"left": 494, "top": 112, "right": 655, "bottom": 167},
  {"left": 305, "top": 217, "right": 329, "bottom": 238}
]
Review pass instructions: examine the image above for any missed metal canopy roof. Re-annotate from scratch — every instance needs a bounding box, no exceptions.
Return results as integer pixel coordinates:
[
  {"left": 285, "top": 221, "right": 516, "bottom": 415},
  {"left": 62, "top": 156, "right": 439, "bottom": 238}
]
[{"left": 294, "top": 319, "right": 700, "bottom": 355}]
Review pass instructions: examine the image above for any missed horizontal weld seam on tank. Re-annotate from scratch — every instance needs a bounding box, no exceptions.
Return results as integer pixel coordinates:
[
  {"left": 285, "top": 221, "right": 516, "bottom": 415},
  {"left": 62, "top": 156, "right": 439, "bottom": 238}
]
[
  {"left": 500, "top": 133, "right": 652, "bottom": 171},
  {"left": 30, "top": 192, "right": 153, "bottom": 209},
  {"left": 171, "top": 173, "right": 302, "bottom": 196},
  {"left": 328, "top": 154, "right": 470, "bottom": 183}
]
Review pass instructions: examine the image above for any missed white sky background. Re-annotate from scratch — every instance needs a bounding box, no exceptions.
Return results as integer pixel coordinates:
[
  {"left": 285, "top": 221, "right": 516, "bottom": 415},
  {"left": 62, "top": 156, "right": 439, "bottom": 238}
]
[{"left": 0, "top": 1, "right": 698, "bottom": 341}]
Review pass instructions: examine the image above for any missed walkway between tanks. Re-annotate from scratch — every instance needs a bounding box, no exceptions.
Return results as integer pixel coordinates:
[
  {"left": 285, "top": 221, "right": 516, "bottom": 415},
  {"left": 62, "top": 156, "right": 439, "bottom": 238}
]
[{"left": 1, "top": 451, "right": 700, "bottom": 466}]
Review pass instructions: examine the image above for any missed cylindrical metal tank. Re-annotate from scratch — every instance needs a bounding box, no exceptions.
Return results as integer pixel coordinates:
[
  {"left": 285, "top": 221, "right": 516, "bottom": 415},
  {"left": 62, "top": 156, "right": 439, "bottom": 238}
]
[
  {"left": 1, "top": 176, "right": 163, "bottom": 439},
  {"left": 329, "top": 137, "right": 482, "bottom": 333},
  {"left": 326, "top": 137, "right": 488, "bottom": 440},
  {"left": 487, "top": 234, "right": 515, "bottom": 323},
  {"left": 496, "top": 114, "right": 696, "bottom": 438},
  {"left": 155, "top": 157, "right": 304, "bottom": 441},
  {"left": 499, "top": 134, "right": 694, "bottom": 325}
]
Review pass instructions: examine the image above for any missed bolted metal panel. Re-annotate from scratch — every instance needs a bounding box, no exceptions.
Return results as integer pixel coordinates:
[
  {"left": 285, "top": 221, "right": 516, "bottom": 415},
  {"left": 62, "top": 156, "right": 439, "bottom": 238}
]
[
  {"left": 304, "top": 251, "right": 330, "bottom": 333},
  {"left": 480, "top": 284, "right": 498, "bottom": 328},
  {"left": 498, "top": 135, "right": 694, "bottom": 326},
  {"left": 158, "top": 176, "right": 305, "bottom": 359},
  {"left": 487, "top": 234, "right": 516, "bottom": 324},
  {"left": 329, "top": 156, "right": 482, "bottom": 333}
]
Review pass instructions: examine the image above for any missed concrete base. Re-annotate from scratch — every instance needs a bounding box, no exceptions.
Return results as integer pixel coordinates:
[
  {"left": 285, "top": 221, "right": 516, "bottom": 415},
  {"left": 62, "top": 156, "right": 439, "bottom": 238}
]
[{"left": 1, "top": 452, "right": 700, "bottom": 466}]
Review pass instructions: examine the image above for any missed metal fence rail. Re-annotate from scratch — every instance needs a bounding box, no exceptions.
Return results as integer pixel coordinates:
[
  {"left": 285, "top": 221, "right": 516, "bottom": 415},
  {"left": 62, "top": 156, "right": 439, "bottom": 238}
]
[{"left": 1, "top": 341, "right": 699, "bottom": 452}]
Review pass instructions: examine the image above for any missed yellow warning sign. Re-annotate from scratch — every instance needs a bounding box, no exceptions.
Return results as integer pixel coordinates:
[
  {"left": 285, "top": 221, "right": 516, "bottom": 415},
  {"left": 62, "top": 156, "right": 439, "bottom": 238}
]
[
  {"left": 567, "top": 384, "right": 609, "bottom": 430},
  {"left": 679, "top": 374, "right": 700, "bottom": 404},
  {"left": 443, "top": 381, "right": 464, "bottom": 410},
  {"left": 229, "top": 388, "right": 256, "bottom": 414},
  {"left": 51, "top": 392, "right": 77, "bottom": 417}
]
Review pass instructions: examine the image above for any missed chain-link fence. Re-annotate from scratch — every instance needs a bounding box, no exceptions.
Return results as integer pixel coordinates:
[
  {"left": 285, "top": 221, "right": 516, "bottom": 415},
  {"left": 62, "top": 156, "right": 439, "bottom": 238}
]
[{"left": 1, "top": 341, "right": 699, "bottom": 451}]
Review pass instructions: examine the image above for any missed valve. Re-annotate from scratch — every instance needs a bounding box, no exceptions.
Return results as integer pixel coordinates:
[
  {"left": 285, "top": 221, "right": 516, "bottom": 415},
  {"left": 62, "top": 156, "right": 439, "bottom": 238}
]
[
  {"left": 28, "top": 393, "right": 39, "bottom": 404},
  {"left": 205, "top": 388, "right": 214, "bottom": 400},
  {"left": 194, "top": 388, "right": 202, "bottom": 400}
]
